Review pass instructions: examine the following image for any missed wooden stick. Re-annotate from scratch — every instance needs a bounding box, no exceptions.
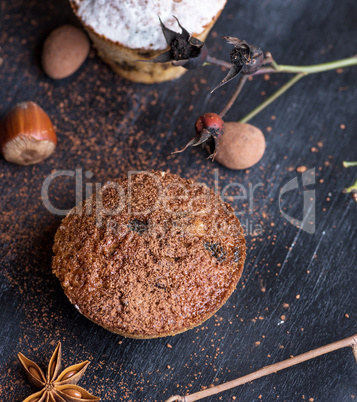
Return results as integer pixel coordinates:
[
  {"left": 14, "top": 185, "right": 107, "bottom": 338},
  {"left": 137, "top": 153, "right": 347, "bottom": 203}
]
[
  {"left": 166, "top": 334, "right": 357, "bottom": 402},
  {"left": 352, "top": 342, "right": 357, "bottom": 364}
]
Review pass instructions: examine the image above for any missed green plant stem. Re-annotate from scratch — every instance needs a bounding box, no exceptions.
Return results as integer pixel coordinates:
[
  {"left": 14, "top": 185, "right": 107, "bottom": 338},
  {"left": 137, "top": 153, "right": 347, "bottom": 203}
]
[
  {"left": 207, "top": 56, "right": 357, "bottom": 75},
  {"left": 343, "top": 161, "right": 357, "bottom": 168},
  {"left": 275, "top": 56, "right": 357, "bottom": 74},
  {"left": 239, "top": 73, "right": 304, "bottom": 123},
  {"left": 343, "top": 178, "right": 357, "bottom": 194}
]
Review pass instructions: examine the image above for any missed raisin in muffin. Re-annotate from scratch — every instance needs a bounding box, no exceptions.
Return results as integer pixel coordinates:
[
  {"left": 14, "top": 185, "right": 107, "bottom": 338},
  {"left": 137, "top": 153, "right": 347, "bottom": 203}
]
[
  {"left": 52, "top": 171, "right": 246, "bottom": 338},
  {"left": 69, "top": 0, "right": 227, "bottom": 83}
]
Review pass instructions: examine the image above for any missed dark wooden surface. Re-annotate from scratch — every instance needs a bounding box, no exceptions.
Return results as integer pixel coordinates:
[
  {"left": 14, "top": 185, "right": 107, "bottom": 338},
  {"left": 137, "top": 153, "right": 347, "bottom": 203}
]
[{"left": 1, "top": 0, "right": 356, "bottom": 400}]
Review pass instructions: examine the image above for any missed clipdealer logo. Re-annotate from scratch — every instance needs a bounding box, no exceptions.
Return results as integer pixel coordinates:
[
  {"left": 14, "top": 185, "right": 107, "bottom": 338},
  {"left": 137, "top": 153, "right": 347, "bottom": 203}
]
[
  {"left": 279, "top": 168, "right": 316, "bottom": 234},
  {"left": 41, "top": 168, "right": 316, "bottom": 235}
]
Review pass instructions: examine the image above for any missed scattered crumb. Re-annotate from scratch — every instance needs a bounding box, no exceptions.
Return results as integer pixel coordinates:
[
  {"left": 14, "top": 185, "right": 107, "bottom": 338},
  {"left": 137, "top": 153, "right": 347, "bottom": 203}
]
[
  {"left": 340, "top": 124, "right": 346, "bottom": 129},
  {"left": 255, "top": 341, "right": 261, "bottom": 346},
  {"left": 317, "top": 141, "right": 324, "bottom": 148},
  {"left": 296, "top": 166, "right": 307, "bottom": 173},
  {"left": 336, "top": 68, "right": 344, "bottom": 74},
  {"left": 282, "top": 303, "right": 289, "bottom": 308},
  {"left": 296, "top": 295, "right": 300, "bottom": 299},
  {"left": 345, "top": 314, "right": 350, "bottom": 318},
  {"left": 264, "top": 74, "right": 270, "bottom": 81},
  {"left": 266, "top": 126, "right": 272, "bottom": 132},
  {"left": 167, "top": 344, "right": 172, "bottom": 348},
  {"left": 310, "top": 147, "right": 318, "bottom": 153},
  {"left": 271, "top": 115, "right": 276, "bottom": 120},
  {"left": 280, "top": 315, "right": 286, "bottom": 320},
  {"left": 259, "top": 279, "right": 266, "bottom": 293}
]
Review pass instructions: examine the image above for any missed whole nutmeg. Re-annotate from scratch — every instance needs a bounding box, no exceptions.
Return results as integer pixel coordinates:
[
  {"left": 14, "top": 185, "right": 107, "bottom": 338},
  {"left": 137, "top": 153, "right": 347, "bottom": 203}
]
[
  {"left": 213, "top": 122, "right": 266, "bottom": 170},
  {"left": 0, "top": 101, "right": 57, "bottom": 165},
  {"left": 42, "top": 25, "right": 90, "bottom": 79}
]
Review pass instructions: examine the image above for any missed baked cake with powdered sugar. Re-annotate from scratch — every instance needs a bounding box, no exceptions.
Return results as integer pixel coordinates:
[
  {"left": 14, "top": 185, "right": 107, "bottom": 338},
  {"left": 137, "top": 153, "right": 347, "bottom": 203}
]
[{"left": 70, "top": 0, "right": 227, "bottom": 83}]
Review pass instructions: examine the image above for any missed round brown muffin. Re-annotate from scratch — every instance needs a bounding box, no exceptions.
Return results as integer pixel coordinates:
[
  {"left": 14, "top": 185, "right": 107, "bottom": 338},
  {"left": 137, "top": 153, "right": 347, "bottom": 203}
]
[{"left": 52, "top": 171, "right": 246, "bottom": 338}]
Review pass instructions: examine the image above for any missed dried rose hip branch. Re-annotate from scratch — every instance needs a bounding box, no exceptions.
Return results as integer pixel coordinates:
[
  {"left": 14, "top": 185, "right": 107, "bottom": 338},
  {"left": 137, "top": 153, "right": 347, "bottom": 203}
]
[
  {"left": 166, "top": 334, "right": 357, "bottom": 402},
  {"left": 150, "top": 18, "right": 357, "bottom": 172},
  {"left": 178, "top": 53, "right": 357, "bottom": 169}
]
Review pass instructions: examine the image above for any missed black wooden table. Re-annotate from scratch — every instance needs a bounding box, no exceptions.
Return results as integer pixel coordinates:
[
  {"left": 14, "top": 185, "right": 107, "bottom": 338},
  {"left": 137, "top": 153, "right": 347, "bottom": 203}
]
[{"left": 1, "top": 0, "right": 356, "bottom": 400}]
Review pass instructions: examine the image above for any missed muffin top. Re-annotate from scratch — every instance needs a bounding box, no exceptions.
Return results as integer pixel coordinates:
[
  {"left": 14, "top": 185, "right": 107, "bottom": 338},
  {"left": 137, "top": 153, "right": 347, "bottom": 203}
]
[
  {"left": 70, "top": 0, "right": 227, "bottom": 50},
  {"left": 52, "top": 171, "right": 246, "bottom": 338}
]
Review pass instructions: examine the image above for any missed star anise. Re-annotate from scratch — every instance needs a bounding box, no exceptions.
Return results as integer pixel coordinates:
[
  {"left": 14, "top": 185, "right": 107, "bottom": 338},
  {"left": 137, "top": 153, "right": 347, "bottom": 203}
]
[{"left": 18, "top": 342, "right": 100, "bottom": 402}]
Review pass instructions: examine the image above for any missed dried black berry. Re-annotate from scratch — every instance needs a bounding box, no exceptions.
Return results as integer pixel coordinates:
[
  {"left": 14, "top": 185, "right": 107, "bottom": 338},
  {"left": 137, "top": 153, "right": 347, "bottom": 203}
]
[
  {"left": 204, "top": 242, "right": 227, "bottom": 262},
  {"left": 128, "top": 219, "right": 148, "bottom": 235},
  {"left": 211, "top": 36, "right": 263, "bottom": 93},
  {"left": 140, "top": 16, "right": 208, "bottom": 70}
]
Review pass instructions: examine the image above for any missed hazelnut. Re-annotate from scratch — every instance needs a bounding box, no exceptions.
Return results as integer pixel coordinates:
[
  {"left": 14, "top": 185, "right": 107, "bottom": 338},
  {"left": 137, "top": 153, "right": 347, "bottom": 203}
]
[
  {"left": 0, "top": 101, "right": 57, "bottom": 165},
  {"left": 42, "top": 25, "right": 90, "bottom": 79},
  {"left": 213, "top": 122, "right": 265, "bottom": 170}
]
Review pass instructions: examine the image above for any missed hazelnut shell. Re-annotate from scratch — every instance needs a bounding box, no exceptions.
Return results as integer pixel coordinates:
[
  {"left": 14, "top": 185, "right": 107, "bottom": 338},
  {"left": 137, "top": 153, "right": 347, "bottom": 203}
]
[
  {"left": 214, "top": 122, "right": 266, "bottom": 170},
  {"left": 0, "top": 101, "right": 57, "bottom": 166},
  {"left": 42, "top": 25, "right": 90, "bottom": 79}
]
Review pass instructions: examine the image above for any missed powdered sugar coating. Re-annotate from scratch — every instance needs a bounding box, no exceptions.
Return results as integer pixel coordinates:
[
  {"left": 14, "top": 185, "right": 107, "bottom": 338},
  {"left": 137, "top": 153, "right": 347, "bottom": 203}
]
[{"left": 71, "top": 0, "right": 226, "bottom": 50}]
